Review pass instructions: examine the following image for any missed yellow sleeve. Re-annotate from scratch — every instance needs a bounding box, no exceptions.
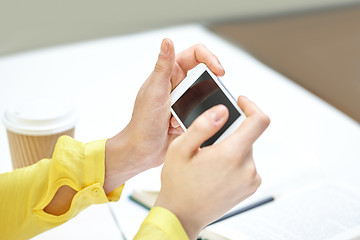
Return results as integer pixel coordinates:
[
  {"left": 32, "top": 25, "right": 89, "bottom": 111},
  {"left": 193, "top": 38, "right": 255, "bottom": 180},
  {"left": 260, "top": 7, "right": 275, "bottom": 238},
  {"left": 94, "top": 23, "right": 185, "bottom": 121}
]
[
  {"left": 0, "top": 136, "right": 124, "bottom": 240},
  {"left": 134, "top": 207, "right": 189, "bottom": 240}
]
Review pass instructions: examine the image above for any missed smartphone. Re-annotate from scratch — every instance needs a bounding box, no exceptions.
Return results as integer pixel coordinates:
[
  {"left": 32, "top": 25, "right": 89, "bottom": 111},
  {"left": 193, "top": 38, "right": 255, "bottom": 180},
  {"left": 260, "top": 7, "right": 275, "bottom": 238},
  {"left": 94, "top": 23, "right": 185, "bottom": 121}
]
[{"left": 170, "top": 63, "right": 246, "bottom": 147}]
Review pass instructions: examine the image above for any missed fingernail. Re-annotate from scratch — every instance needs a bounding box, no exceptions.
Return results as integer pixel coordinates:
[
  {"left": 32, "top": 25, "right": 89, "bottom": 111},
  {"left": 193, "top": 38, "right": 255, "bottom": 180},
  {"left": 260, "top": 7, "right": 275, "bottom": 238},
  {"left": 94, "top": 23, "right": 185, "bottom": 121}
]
[
  {"left": 171, "top": 118, "right": 180, "bottom": 128},
  {"left": 208, "top": 105, "right": 227, "bottom": 122},
  {"left": 160, "top": 39, "right": 169, "bottom": 56},
  {"left": 218, "top": 62, "right": 224, "bottom": 71},
  {"left": 239, "top": 95, "right": 248, "bottom": 100}
]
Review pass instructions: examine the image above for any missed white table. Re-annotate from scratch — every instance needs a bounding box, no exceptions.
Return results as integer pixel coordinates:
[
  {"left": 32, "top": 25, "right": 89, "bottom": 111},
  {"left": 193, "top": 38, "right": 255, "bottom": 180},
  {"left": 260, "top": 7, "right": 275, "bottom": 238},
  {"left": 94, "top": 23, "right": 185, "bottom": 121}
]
[{"left": 1, "top": 24, "right": 359, "bottom": 239}]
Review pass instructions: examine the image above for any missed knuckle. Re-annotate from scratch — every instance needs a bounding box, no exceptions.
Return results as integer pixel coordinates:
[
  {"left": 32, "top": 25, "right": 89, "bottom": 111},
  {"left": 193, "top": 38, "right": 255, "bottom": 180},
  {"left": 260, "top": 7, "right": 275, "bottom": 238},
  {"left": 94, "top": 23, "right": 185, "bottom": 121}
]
[
  {"left": 252, "top": 173, "right": 262, "bottom": 188},
  {"left": 249, "top": 175, "right": 261, "bottom": 194},
  {"left": 249, "top": 166, "right": 258, "bottom": 180},
  {"left": 192, "top": 114, "right": 214, "bottom": 132},
  {"left": 192, "top": 123, "right": 207, "bottom": 135},
  {"left": 256, "top": 174, "right": 262, "bottom": 187},
  {"left": 262, "top": 113, "right": 271, "bottom": 127},
  {"left": 194, "top": 43, "right": 206, "bottom": 50},
  {"left": 153, "top": 61, "right": 165, "bottom": 74},
  {"left": 249, "top": 186, "right": 258, "bottom": 196},
  {"left": 255, "top": 112, "right": 271, "bottom": 128},
  {"left": 250, "top": 176, "right": 262, "bottom": 195},
  {"left": 244, "top": 161, "right": 258, "bottom": 182}
]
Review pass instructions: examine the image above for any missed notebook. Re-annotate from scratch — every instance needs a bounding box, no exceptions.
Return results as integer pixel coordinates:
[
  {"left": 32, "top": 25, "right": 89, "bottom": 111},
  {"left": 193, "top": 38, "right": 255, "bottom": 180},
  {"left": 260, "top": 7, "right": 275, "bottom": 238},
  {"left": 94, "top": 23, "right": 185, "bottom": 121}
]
[
  {"left": 130, "top": 181, "right": 360, "bottom": 240},
  {"left": 200, "top": 182, "right": 360, "bottom": 240}
]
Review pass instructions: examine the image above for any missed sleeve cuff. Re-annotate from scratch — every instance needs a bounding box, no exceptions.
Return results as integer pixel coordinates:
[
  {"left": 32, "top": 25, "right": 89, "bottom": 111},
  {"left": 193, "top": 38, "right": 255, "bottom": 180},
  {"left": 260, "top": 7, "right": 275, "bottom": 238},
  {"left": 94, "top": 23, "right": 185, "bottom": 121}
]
[
  {"left": 140, "top": 207, "right": 189, "bottom": 240},
  {"left": 34, "top": 136, "right": 124, "bottom": 222},
  {"left": 84, "top": 138, "right": 124, "bottom": 202}
]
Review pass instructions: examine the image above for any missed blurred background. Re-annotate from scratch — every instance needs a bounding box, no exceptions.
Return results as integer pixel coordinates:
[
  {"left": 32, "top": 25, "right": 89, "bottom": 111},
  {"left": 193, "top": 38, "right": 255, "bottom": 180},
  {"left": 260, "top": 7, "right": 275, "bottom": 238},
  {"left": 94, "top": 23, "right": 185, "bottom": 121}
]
[{"left": 1, "top": 0, "right": 359, "bottom": 122}]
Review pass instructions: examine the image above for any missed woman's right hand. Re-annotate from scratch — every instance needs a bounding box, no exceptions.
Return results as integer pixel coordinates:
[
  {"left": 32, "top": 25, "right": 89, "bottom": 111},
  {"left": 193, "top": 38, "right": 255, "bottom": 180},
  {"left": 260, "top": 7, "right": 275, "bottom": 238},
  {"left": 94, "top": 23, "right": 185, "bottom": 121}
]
[{"left": 155, "top": 96, "right": 270, "bottom": 240}]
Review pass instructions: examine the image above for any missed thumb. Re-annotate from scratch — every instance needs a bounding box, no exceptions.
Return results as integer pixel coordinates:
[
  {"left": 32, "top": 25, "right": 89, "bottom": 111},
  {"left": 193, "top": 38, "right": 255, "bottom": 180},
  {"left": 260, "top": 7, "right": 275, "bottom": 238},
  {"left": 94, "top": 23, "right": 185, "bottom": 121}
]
[
  {"left": 178, "top": 105, "right": 229, "bottom": 156},
  {"left": 152, "top": 38, "right": 175, "bottom": 81}
]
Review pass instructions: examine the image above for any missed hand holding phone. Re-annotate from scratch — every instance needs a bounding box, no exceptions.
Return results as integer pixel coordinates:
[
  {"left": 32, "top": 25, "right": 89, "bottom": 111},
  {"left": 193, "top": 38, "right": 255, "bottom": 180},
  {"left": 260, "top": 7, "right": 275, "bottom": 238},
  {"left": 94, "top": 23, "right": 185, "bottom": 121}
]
[
  {"left": 170, "top": 63, "right": 246, "bottom": 147},
  {"left": 156, "top": 95, "right": 269, "bottom": 240}
]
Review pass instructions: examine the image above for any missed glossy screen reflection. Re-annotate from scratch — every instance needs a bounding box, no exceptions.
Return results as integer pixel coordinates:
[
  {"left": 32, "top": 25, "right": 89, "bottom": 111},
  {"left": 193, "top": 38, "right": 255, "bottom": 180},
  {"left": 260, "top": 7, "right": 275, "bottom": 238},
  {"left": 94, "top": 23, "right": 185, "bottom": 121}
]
[{"left": 172, "top": 71, "right": 240, "bottom": 147}]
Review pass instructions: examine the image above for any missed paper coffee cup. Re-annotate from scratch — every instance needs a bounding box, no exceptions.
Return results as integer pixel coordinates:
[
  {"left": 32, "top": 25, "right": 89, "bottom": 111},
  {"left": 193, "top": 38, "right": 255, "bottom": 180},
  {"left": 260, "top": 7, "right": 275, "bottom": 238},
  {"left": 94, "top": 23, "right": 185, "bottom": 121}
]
[{"left": 2, "top": 100, "right": 78, "bottom": 169}]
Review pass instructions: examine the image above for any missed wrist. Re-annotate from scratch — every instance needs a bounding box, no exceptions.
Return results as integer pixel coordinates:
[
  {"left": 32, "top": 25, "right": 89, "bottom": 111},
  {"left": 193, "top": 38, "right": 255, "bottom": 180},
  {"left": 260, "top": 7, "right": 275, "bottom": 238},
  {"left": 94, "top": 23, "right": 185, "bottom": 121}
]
[
  {"left": 103, "top": 127, "right": 148, "bottom": 194},
  {"left": 155, "top": 193, "right": 203, "bottom": 240}
]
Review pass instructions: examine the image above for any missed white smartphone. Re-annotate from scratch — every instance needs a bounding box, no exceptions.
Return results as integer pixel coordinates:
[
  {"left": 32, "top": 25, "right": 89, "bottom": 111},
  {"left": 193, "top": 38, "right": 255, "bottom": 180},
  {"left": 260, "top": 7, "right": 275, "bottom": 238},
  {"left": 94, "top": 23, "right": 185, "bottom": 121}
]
[{"left": 170, "top": 63, "right": 246, "bottom": 147}]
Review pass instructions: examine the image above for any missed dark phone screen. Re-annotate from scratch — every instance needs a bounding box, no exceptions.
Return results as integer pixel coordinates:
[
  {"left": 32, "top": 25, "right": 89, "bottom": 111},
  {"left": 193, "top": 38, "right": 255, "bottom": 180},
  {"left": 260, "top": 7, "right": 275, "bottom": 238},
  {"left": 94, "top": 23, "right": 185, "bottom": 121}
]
[{"left": 172, "top": 71, "right": 240, "bottom": 147}]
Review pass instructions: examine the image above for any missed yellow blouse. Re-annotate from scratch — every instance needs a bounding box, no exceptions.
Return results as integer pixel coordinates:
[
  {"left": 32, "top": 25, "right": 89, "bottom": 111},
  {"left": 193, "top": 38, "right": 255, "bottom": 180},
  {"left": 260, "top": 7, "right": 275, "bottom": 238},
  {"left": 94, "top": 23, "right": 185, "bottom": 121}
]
[{"left": 0, "top": 136, "right": 189, "bottom": 240}]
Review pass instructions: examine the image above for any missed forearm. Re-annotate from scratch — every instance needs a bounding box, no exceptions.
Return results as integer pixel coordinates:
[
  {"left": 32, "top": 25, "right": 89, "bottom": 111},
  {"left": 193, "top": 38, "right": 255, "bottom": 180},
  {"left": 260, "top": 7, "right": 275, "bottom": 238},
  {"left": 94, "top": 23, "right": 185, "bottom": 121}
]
[{"left": 0, "top": 136, "right": 124, "bottom": 240}]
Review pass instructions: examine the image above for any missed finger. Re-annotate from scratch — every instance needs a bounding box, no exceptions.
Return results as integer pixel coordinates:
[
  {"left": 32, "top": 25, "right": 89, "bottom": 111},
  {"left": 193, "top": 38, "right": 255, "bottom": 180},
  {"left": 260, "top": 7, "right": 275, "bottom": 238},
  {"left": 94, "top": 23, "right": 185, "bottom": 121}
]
[
  {"left": 236, "top": 96, "right": 270, "bottom": 144},
  {"left": 168, "top": 126, "right": 184, "bottom": 135},
  {"left": 176, "top": 44, "right": 225, "bottom": 75},
  {"left": 176, "top": 105, "right": 228, "bottom": 156},
  {"left": 238, "top": 96, "right": 264, "bottom": 117},
  {"left": 168, "top": 126, "right": 180, "bottom": 135},
  {"left": 169, "top": 117, "right": 184, "bottom": 135},
  {"left": 170, "top": 116, "right": 180, "bottom": 128},
  {"left": 175, "top": 126, "right": 184, "bottom": 134},
  {"left": 152, "top": 38, "right": 175, "bottom": 85},
  {"left": 170, "top": 62, "right": 187, "bottom": 90},
  {"left": 219, "top": 96, "right": 270, "bottom": 152},
  {"left": 173, "top": 44, "right": 224, "bottom": 88}
]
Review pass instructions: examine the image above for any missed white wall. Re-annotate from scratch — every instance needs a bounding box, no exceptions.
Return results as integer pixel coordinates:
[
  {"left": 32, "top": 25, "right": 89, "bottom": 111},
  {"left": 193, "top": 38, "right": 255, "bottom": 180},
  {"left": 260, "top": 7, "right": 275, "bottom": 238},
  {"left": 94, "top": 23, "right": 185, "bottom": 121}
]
[{"left": 0, "top": 0, "right": 359, "bottom": 56}]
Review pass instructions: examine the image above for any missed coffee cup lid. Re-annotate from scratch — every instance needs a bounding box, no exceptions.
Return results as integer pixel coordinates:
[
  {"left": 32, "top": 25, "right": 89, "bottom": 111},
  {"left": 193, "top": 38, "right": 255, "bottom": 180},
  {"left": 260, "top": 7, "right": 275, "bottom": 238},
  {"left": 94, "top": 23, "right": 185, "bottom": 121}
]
[{"left": 2, "top": 99, "right": 78, "bottom": 136}]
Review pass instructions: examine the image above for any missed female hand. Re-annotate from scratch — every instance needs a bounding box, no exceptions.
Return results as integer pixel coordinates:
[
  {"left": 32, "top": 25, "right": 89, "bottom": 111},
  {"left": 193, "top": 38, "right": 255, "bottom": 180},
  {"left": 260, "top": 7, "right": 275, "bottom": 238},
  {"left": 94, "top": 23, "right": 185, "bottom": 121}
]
[
  {"left": 103, "top": 39, "right": 225, "bottom": 193},
  {"left": 155, "top": 96, "right": 270, "bottom": 240}
]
